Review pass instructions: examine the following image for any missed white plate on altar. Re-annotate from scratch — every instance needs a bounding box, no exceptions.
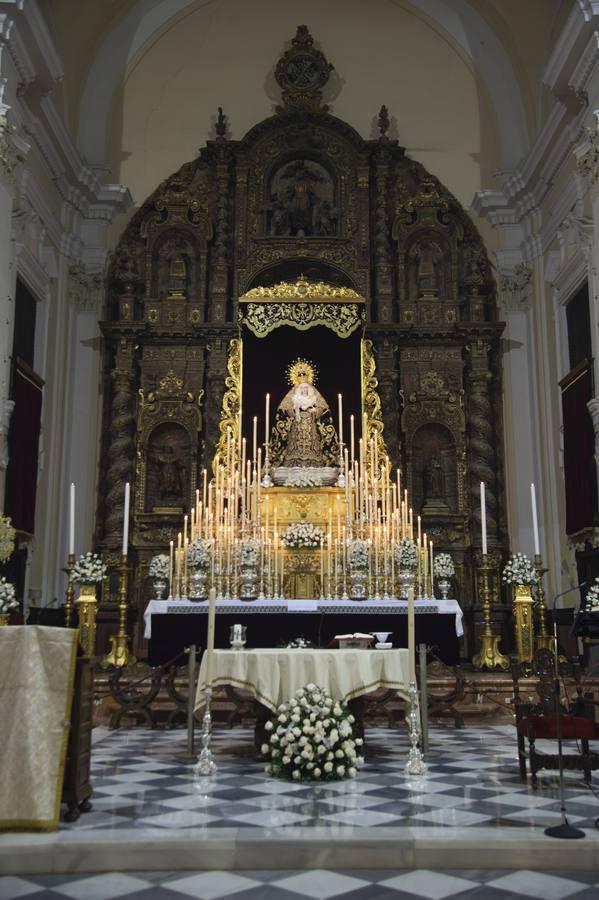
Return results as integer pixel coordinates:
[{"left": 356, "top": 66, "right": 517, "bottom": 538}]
[{"left": 375, "top": 642, "right": 392, "bottom": 649}]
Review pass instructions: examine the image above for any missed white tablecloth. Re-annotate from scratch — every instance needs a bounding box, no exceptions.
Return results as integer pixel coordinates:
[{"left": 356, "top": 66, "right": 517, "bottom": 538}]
[
  {"left": 194, "top": 648, "right": 410, "bottom": 712},
  {"left": 145, "top": 597, "right": 463, "bottom": 639}
]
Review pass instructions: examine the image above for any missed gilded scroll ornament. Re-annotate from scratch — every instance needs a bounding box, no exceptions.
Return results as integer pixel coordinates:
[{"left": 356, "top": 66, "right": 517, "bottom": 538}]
[
  {"left": 214, "top": 338, "right": 242, "bottom": 470},
  {"left": 241, "top": 301, "right": 364, "bottom": 337},
  {"left": 361, "top": 339, "right": 389, "bottom": 462}
]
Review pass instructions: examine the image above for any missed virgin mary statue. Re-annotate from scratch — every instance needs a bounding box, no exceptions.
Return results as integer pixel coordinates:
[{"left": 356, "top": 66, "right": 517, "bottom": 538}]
[{"left": 270, "top": 358, "right": 339, "bottom": 484}]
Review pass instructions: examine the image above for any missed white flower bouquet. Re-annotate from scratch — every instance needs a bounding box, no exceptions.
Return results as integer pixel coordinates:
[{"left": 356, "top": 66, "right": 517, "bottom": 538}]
[
  {"left": 282, "top": 523, "right": 325, "bottom": 548},
  {"left": 433, "top": 552, "right": 455, "bottom": 579},
  {"left": 502, "top": 552, "right": 538, "bottom": 586},
  {"left": 348, "top": 538, "right": 370, "bottom": 571},
  {"left": 285, "top": 637, "right": 314, "bottom": 648},
  {"left": 395, "top": 537, "right": 418, "bottom": 571},
  {"left": 0, "top": 577, "right": 17, "bottom": 612},
  {"left": 238, "top": 538, "right": 260, "bottom": 568},
  {"left": 264, "top": 684, "right": 365, "bottom": 782},
  {"left": 286, "top": 474, "right": 320, "bottom": 488},
  {"left": 0, "top": 514, "right": 15, "bottom": 562},
  {"left": 71, "top": 552, "right": 107, "bottom": 584},
  {"left": 149, "top": 554, "right": 170, "bottom": 579},
  {"left": 585, "top": 579, "right": 599, "bottom": 611},
  {"left": 187, "top": 538, "right": 211, "bottom": 570}
]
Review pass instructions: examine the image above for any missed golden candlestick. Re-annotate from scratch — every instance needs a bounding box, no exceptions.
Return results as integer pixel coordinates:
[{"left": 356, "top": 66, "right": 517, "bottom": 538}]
[
  {"left": 63, "top": 553, "right": 76, "bottom": 628},
  {"left": 534, "top": 553, "right": 553, "bottom": 652},
  {"left": 473, "top": 553, "right": 509, "bottom": 670},
  {"left": 101, "top": 555, "right": 136, "bottom": 668},
  {"left": 76, "top": 583, "right": 98, "bottom": 656}
]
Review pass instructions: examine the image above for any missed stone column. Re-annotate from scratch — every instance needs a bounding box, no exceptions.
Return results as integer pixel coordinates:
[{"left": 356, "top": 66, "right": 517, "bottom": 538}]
[{"left": 0, "top": 116, "right": 25, "bottom": 508}]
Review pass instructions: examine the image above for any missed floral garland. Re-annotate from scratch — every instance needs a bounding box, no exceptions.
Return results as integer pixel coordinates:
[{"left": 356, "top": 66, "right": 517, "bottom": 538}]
[
  {"left": 0, "top": 576, "right": 17, "bottom": 612},
  {"left": 585, "top": 579, "right": 599, "bottom": 611},
  {"left": 502, "top": 552, "right": 538, "bottom": 586},
  {"left": 433, "top": 552, "right": 455, "bottom": 579},
  {"left": 264, "top": 684, "right": 364, "bottom": 782},
  {"left": 282, "top": 522, "right": 325, "bottom": 548},
  {"left": 395, "top": 537, "right": 418, "bottom": 571},
  {"left": 347, "top": 538, "right": 370, "bottom": 571},
  {"left": 285, "top": 474, "right": 320, "bottom": 488},
  {"left": 149, "top": 554, "right": 170, "bottom": 580},
  {"left": 285, "top": 637, "right": 314, "bottom": 648},
  {"left": 238, "top": 538, "right": 260, "bottom": 567},
  {"left": 187, "top": 538, "right": 211, "bottom": 570},
  {"left": 71, "top": 552, "right": 107, "bottom": 584},
  {"left": 0, "top": 514, "right": 15, "bottom": 562}
]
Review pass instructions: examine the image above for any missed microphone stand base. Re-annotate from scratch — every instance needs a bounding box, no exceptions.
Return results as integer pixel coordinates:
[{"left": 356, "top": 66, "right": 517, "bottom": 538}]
[{"left": 544, "top": 822, "right": 585, "bottom": 840}]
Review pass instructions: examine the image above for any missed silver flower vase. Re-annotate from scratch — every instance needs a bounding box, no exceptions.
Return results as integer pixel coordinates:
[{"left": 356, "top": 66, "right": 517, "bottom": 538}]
[
  {"left": 398, "top": 569, "right": 415, "bottom": 599},
  {"left": 438, "top": 578, "right": 450, "bottom": 600},
  {"left": 239, "top": 565, "right": 258, "bottom": 601},
  {"left": 349, "top": 569, "right": 367, "bottom": 600},
  {"left": 154, "top": 578, "right": 167, "bottom": 600},
  {"left": 190, "top": 569, "right": 208, "bottom": 601}
]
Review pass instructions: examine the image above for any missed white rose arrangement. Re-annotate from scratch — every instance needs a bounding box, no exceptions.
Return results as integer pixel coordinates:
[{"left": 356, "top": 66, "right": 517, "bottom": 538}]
[
  {"left": 282, "top": 523, "right": 325, "bottom": 549},
  {"left": 395, "top": 537, "right": 418, "bottom": 571},
  {"left": 148, "top": 554, "right": 170, "bottom": 579},
  {"left": 585, "top": 579, "right": 599, "bottom": 611},
  {"left": 286, "top": 474, "right": 320, "bottom": 488},
  {"left": 238, "top": 538, "right": 260, "bottom": 567},
  {"left": 348, "top": 538, "right": 370, "bottom": 571},
  {"left": 502, "top": 552, "right": 538, "bottom": 586},
  {"left": 0, "top": 576, "right": 17, "bottom": 613},
  {"left": 187, "top": 538, "right": 211, "bottom": 570},
  {"left": 263, "top": 684, "right": 365, "bottom": 782},
  {"left": 0, "top": 514, "right": 15, "bottom": 562},
  {"left": 71, "top": 552, "right": 107, "bottom": 584},
  {"left": 433, "top": 552, "right": 455, "bottom": 579}
]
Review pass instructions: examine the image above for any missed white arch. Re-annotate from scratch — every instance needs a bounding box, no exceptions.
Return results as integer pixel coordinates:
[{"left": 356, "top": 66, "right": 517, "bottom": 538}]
[{"left": 77, "top": 0, "right": 529, "bottom": 170}]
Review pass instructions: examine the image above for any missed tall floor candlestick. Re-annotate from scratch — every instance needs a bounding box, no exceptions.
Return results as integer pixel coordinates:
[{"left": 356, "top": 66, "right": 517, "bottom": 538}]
[
  {"left": 101, "top": 553, "right": 136, "bottom": 669},
  {"left": 472, "top": 553, "right": 509, "bottom": 671},
  {"left": 196, "top": 586, "right": 217, "bottom": 776},
  {"left": 480, "top": 481, "right": 487, "bottom": 555}
]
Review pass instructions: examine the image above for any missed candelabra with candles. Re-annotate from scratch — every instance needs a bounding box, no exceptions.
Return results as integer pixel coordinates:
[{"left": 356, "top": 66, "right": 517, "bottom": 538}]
[
  {"left": 473, "top": 553, "right": 509, "bottom": 671},
  {"left": 102, "top": 554, "right": 136, "bottom": 668},
  {"left": 534, "top": 554, "right": 553, "bottom": 652}
]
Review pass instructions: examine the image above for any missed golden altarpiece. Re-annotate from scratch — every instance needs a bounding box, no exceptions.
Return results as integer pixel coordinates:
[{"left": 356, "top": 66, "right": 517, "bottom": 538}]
[{"left": 97, "top": 27, "right": 506, "bottom": 657}]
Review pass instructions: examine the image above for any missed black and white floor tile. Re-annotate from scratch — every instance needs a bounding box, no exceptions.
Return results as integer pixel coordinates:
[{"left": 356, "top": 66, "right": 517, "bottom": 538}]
[
  {"left": 61, "top": 723, "right": 599, "bottom": 834},
  {"left": 3, "top": 868, "right": 599, "bottom": 899},
  {"left": 3, "top": 724, "right": 599, "bottom": 898}
]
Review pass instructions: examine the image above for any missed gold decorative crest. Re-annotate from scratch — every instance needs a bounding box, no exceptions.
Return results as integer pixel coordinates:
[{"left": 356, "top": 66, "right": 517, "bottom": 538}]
[{"left": 239, "top": 277, "right": 364, "bottom": 304}]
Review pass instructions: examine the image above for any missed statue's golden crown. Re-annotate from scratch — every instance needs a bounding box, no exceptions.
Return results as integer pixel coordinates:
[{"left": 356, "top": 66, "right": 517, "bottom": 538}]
[{"left": 287, "top": 358, "right": 317, "bottom": 386}]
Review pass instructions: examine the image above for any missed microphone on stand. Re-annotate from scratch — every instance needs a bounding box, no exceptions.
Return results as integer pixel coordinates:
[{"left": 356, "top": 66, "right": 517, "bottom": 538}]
[{"left": 545, "top": 580, "right": 587, "bottom": 840}]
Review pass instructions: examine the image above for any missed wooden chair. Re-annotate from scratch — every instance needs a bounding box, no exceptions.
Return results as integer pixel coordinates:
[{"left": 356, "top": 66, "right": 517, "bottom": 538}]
[{"left": 510, "top": 649, "right": 599, "bottom": 785}]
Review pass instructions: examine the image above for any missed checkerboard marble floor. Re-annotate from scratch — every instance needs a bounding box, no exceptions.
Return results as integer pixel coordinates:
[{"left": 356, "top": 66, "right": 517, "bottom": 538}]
[
  {"left": 3, "top": 723, "right": 599, "bottom": 897},
  {"left": 3, "top": 867, "right": 599, "bottom": 900},
  {"left": 59, "top": 723, "right": 599, "bottom": 834}
]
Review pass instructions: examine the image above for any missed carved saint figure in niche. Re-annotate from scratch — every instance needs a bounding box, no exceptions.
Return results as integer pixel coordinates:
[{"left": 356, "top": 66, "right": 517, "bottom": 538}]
[
  {"left": 268, "top": 159, "right": 336, "bottom": 237},
  {"left": 409, "top": 239, "right": 443, "bottom": 297},
  {"left": 152, "top": 444, "right": 186, "bottom": 502},
  {"left": 168, "top": 254, "right": 188, "bottom": 299},
  {"left": 423, "top": 454, "right": 444, "bottom": 501},
  {"left": 270, "top": 358, "right": 339, "bottom": 474}
]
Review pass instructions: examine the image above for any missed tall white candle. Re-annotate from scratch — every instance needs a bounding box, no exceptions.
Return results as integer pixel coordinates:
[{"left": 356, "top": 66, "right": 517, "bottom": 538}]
[
  {"left": 122, "top": 482, "right": 130, "bottom": 556},
  {"left": 350, "top": 415, "right": 355, "bottom": 463},
  {"left": 480, "top": 481, "right": 487, "bottom": 555},
  {"left": 252, "top": 416, "right": 258, "bottom": 463},
  {"left": 169, "top": 540, "right": 174, "bottom": 598},
  {"left": 530, "top": 482, "right": 540, "bottom": 555},
  {"left": 265, "top": 393, "right": 270, "bottom": 446},
  {"left": 205, "top": 586, "right": 217, "bottom": 685},
  {"left": 338, "top": 394, "right": 343, "bottom": 448},
  {"left": 69, "top": 482, "right": 75, "bottom": 556}
]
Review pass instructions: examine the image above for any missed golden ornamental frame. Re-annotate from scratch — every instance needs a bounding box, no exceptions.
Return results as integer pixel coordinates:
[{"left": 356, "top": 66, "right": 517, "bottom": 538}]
[{"left": 214, "top": 337, "right": 242, "bottom": 471}]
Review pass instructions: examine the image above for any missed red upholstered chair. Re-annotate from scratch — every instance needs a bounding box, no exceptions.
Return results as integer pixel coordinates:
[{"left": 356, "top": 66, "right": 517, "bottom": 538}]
[{"left": 511, "top": 649, "right": 599, "bottom": 785}]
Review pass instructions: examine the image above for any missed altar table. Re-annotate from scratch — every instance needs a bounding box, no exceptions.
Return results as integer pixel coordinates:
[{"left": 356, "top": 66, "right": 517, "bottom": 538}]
[
  {"left": 145, "top": 597, "right": 462, "bottom": 667},
  {"left": 194, "top": 648, "right": 411, "bottom": 713}
]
